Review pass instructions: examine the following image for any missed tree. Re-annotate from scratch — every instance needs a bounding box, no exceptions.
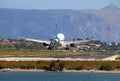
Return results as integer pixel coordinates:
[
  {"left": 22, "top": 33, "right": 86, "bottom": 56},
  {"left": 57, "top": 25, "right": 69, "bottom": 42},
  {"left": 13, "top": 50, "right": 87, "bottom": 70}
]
[
  {"left": 48, "top": 62, "right": 56, "bottom": 71},
  {"left": 58, "top": 63, "right": 65, "bottom": 71},
  {"left": 48, "top": 61, "right": 65, "bottom": 72},
  {"left": 14, "top": 44, "right": 20, "bottom": 50}
]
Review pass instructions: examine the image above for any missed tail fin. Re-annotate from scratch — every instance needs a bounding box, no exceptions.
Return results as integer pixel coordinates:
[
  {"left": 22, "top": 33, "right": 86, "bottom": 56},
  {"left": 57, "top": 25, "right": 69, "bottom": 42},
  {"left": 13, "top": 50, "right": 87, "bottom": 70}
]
[{"left": 55, "top": 24, "right": 59, "bottom": 35}]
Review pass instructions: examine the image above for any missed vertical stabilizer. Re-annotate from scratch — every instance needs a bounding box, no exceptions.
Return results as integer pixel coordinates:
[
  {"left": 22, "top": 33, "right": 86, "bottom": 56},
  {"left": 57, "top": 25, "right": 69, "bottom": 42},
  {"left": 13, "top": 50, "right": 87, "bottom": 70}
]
[{"left": 55, "top": 24, "right": 59, "bottom": 35}]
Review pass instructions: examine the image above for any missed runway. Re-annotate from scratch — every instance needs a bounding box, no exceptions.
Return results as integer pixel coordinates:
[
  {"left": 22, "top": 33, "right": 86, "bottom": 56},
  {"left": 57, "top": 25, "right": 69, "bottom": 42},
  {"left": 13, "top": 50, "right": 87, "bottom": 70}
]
[{"left": 0, "top": 54, "right": 119, "bottom": 61}]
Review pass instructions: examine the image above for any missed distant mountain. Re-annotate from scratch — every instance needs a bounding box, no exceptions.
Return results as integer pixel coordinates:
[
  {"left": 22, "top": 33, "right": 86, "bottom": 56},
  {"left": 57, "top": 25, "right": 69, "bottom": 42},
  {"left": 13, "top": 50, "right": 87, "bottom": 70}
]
[
  {"left": 102, "top": 4, "right": 120, "bottom": 10},
  {"left": 0, "top": 4, "right": 120, "bottom": 42}
]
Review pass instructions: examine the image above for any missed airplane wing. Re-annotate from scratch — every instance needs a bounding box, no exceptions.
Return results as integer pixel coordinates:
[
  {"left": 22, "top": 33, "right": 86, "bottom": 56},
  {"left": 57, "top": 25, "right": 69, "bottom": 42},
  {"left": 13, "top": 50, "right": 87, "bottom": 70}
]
[
  {"left": 19, "top": 37, "right": 51, "bottom": 44},
  {"left": 19, "top": 37, "right": 89, "bottom": 45},
  {"left": 60, "top": 40, "right": 89, "bottom": 45}
]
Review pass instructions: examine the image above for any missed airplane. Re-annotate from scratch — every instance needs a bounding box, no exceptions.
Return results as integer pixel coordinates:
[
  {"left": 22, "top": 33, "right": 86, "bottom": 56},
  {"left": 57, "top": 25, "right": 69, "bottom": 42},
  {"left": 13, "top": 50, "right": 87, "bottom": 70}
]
[{"left": 19, "top": 25, "right": 89, "bottom": 46}]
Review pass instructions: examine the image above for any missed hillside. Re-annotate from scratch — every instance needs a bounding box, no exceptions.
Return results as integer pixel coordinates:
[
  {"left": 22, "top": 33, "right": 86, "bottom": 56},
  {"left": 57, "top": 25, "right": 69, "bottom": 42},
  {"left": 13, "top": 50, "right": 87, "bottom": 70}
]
[{"left": 0, "top": 4, "right": 120, "bottom": 42}]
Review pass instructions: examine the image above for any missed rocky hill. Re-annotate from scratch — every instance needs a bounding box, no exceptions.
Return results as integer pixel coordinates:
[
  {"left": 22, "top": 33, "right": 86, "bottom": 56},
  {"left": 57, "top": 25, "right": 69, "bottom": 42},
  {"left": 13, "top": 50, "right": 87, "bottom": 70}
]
[{"left": 0, "top": 4, "right": 120, "bottom": 42}]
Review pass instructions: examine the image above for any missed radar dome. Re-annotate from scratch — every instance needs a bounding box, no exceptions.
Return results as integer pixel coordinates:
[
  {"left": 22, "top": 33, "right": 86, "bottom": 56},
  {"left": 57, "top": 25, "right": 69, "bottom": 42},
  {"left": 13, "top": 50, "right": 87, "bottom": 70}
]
[{"left": 57, "top": 33, "right": 65, "bottom": 41}]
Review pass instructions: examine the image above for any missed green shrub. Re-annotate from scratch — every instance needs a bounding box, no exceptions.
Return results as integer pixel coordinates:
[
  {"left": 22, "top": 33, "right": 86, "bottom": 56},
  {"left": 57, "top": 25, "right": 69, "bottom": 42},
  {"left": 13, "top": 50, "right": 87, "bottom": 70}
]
[
  {"left": 75, "top": 66, "right": 83, "bottom": 70},
  {"left": 99, "top": 64, "right": 113, "bottom": 71}
]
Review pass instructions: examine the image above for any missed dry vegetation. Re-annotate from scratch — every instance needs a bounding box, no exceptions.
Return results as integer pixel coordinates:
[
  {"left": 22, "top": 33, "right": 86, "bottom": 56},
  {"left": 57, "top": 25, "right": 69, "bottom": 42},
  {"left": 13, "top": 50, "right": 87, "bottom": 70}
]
[
  {"left": 116, "top": 56, "right": 120, "bottom": 60},
  {"left": 0, "top": 61, "right": 120, "bottom": 71},
  {"left": 0, "top": 49, "right": 97, "bottom": 56}
]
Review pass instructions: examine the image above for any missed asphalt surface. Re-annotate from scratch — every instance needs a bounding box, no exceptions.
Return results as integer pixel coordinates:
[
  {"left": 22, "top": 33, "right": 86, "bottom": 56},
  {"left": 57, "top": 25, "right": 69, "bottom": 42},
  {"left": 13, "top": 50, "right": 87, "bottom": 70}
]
[{"left": 0, "top": 54, "right": 116, "bottom": 59}]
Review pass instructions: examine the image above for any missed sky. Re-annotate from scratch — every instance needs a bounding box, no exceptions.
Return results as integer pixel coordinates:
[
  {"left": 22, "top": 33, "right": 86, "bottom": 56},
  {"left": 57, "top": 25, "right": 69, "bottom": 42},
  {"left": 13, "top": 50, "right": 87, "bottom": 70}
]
[{"left": 0, "top": 0, "right": 120, "bottom": 10}]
